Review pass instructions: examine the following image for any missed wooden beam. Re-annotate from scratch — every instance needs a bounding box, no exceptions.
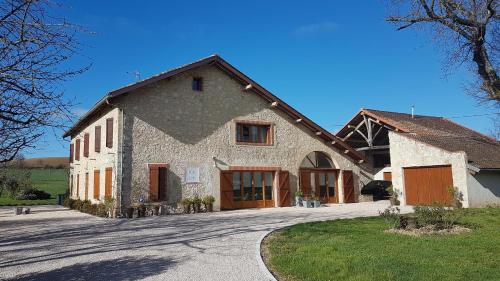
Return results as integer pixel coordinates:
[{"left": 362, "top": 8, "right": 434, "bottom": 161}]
[{"left": 355, "top": 145, "right": 390, "bottom": 151}]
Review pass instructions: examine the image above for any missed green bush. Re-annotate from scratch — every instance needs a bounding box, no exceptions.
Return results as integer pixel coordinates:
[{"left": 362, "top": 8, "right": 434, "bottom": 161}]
[
  {"left": 202, "top": 195, "right": 215, "bottom": 205},
  {"left": 103, "top": 196, "right": 115, "bottom": 217},
  {"left": 81, "top": 200, "right": 92, "bottom": 213},
  {"left": 413, "top": 204, "right": 461, "bottom": 229},
  {"left": 96, "top": 203, "right": 107, "bottom": 217},
  {"left": 379, "top": 206, "right": 401, "bottom": 229},
  {"left": 73, "top": 199, "right": 84, "bottom": 211}
]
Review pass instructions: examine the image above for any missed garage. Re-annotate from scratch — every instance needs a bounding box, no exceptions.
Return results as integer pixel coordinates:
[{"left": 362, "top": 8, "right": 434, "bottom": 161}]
[{"left": 403, "top": 165, "right": 453, "bottom": 205}]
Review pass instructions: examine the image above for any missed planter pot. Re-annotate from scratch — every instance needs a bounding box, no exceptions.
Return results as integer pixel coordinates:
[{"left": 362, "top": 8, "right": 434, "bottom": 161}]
[
  {"left": 24, "top": 208, "right": 31, "bottom": 214},
  {"left": 313, "top": 200, "right": 321, "bottom": 208},
  {"left": 194, "top": 203, "right": 201, "bottom": 213},
  {"left": 183, "top": 204, "right": 190, "bottom": 214},
  {"left": 305, "top": 200, "right": 314, "bottom": 208},
  {"left": 295, "top": 196, "right": 303, "bottom": 207},
  {"left": 15, "top": 207, "right": 23, "bottom": 215},
  {"left": 153, "top": 206, "right": 160, "bottom": 216},
  {"left": 207, "top": 204, "right": 213, "bottom": 212}
]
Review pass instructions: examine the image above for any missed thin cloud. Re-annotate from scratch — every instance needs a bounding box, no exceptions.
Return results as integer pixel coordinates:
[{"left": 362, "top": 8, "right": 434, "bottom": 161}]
[{"left": 295, "top": 21, "right": 339, "bottom": 36}]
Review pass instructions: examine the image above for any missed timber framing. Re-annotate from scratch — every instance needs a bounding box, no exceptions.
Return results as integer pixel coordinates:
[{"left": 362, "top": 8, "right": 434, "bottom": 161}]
[{"left": 63, "top": 55, "right": 365, "bottom": 162}]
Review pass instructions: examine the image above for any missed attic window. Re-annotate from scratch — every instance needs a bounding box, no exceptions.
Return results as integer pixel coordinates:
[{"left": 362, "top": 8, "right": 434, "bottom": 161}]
[{"left": 192, "top": 77, "right": 203, "bottom": 91}]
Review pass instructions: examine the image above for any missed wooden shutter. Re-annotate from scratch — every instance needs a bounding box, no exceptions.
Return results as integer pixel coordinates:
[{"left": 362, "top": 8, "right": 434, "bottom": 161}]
[
  {"left": 106, "top": 118, "right": 113, "bottom": 148},
  {"left": 83, "top": 133, "right": 89, "bottom": 157},
  {"left": 69, "top": 143, "right": 74, "bottom": 163},
  {"left": 85, "top": 173, "right": 89, "bottom": 200},
  {"left": 278, "top": 170, "right": 290, "bottom": 207},
  {"left": 76, "top": 174, "right": 80, "bottom": 198},
  {"left": 158, "top": 167, "right": 168, "bottom": 201},
  {"left": 220, "top": 171, "right": 234, "bottom": 210},
  {"left": 343, "top": 170, "right": 355, "bottom": 203},
  {"left": 75, "top": 139, "right": 80, "bottom": 161},
  {"left": 105, "top": 167, "right": 112, "bottom": 198},
  {"left": 149, "top": 166, "right": 159, "bottom": 202},
  {"left": 95, "top": 126, "right": 101, "bottom": 153},
  {"left": 299, "top": 170, "right": 312, "bottom": 197},
  {"left": 93, "top": 170, "right": 100, "bottom": 200}
]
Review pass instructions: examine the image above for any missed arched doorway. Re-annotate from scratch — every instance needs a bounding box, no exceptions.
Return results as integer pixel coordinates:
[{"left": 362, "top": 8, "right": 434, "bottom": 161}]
[{"left": 299, "top": 151, "right": 339, "bottom": 203}]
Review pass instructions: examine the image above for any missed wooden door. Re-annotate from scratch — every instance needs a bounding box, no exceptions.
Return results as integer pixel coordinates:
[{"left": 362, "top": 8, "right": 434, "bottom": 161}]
[
  {"left": 343, "top": 170, "right": 355, "bottom": 203},
  {"left": 404, "top": 165, "right": 453, "bottom": 205},
  {"left": 105, "top": 167, "right": 112, "bottom": 198},
  {"left": 149, "top": 166, "right": 159, "bottom": 201},
  {"left": 220, "top": 171, "right": 234, "bottom": 210},
  {"left": 299, "top": 170, "right": 312, "bottom": 197},
  {"left": 383, "top": 172, "right": 392, "bottom": 181},
  {"left": 278, "top": 170, "right": 290, "bottom": 207},
  {"left": 93, "top": 170, "right": 100, "bottom": 200}
]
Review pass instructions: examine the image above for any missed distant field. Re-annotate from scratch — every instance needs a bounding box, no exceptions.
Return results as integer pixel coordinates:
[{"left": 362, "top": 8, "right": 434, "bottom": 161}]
[
  {"left": 0, "top": 168, "right": 68, "bottom": 206},
  {"left": 7, "top": 157, "right": 69, "bottom": 169}
]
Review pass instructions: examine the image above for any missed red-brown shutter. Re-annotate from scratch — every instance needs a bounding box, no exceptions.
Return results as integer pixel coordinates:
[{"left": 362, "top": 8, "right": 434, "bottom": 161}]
[
  {"left": 69, "top": 143, "right": 74, "bottom": 163},
  {"left": 278, "top": 170, "right": 290, "bottom": 207},
  {"left": 105, "top": 167, "right": 112, "bottom": 198},
  {"left": 106, "top": 118, "right": 113, "bottom": 148},
  {"left": 149, "top": 166, "right": 159, "bottom": 202},
  {"left": 83, "top": 133, "right": 89, "bottom": 157},
  {"left": 343, "top": 170, "right": 355, "bottom": 203},
  {"left": 93, "top": 170, "right": 100, "bottom": 200},
  {"left": 95, "top": 126, "right": 101, "bottom": 153},
  {"left": 220, "top": 171, "right": 234, "bottom": 210},
  {"left": 75, "top": 139, "right": 80, "bottom": 161},
  {"left": 76, "top": 174, "right": 80, "bottom": 198}
]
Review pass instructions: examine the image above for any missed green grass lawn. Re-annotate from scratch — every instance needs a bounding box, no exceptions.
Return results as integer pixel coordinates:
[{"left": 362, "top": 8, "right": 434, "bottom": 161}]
[
  {"left": 0, "top": 168, "right": 68, "bottom": 206},
  {"left": 263, "top": 207, "right": 500, "bottom": 281}
]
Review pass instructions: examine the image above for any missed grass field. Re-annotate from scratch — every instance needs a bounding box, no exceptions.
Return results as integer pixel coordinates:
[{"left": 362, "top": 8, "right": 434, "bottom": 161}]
[
  {"left": 0, "top": 168, "right": 68, "bottom": 206},
  {"left": 263, "top": 207, "right": 500, "bottom": 281}
]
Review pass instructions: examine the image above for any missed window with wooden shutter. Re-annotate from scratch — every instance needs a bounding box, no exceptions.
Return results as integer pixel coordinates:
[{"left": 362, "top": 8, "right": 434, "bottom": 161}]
[
  {"left": 105, "top": 167, "right": 112, "bottom": 198},
  {"left": 93, "top": 170, "right": 100, "bottom": 200},
  {"left": 106, "top": 118, "right": 113, "bottom": 148},
  {"left": 83, "top": 133, "right": 89, "bottom": 157},
  {"left": 95, "top": 126, "right": 101, "bottom": 153},
  {"left": 69, "top": 143, "right": 74, "bottom": 163},
  {"left": 75, "top": 139, "right": 80, "bottom": 161}
]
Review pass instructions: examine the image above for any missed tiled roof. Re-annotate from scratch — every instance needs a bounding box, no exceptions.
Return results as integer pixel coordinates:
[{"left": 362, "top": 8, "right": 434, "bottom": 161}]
[{"left": 363, "top": 109, "right": 500, "bottom": 169}]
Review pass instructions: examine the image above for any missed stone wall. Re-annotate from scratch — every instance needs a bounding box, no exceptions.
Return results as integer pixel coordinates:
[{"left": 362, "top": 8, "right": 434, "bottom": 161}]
[
  {"left": 116, "top": 65, "right": 366, "bottom": 210},
  {"left": 389, "top": 132, "right": 469, "bottom": 207}
]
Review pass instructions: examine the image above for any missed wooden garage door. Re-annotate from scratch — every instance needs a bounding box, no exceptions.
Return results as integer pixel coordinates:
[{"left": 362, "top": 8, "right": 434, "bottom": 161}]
[{"left": 404, "top": 165, "right": 453, "bottom": 205}]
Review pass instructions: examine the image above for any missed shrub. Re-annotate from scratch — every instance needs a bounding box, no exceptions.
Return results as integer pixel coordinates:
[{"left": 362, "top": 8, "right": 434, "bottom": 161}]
[
  {"left": 15, "top": 188, "right": 51, "bottom": 200},
  {"left": 73, "top": 199, "right": 84, "bottom": 211},
  {"left": 81, "top": 200, "right": 92, "bottom": 213},
  {"left": 413, "top": 204, "right": 461, "bottom": 230},
  {"left": 104, "top": 196, "right": 116, "bottom": 217},
  {"left": 202, "top": 195, "right": 215, "bottom": 205},
  {"left": 379, "top": 206, "right": 401, "bottom": 229},
  {"left": 5, "top": 178, "right": 20, "bottom": 198},
  {"left": 96, "top": 203, "right": 108, "bottom": 217},
  {"left": 294, "top": 191, "right": 303, "bottom": 197}
]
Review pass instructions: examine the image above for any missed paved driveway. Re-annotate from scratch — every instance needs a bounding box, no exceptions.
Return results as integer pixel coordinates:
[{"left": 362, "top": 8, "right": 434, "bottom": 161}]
[{"left": 0, "top": 201, "right": 411, "bottom": 281}]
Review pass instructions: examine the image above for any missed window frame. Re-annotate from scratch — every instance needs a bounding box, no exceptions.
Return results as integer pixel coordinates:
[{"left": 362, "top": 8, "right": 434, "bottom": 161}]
[
  {"left": 192, "top": 77, "right": 203, "bottom": 91},
  {"left": 234, "top": 120, "right": 274, "bottom": 146}
]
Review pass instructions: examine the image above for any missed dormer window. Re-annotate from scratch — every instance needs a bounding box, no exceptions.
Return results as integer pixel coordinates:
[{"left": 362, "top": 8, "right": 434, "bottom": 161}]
[{"left": 192, "top": 77, "right": 203, "bottom": 91}]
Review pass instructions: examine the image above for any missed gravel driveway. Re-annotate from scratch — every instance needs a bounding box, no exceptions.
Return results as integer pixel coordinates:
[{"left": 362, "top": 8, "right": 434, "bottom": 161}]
[{"left": 0, "top": 201, "right": 411, "bottom": 281}]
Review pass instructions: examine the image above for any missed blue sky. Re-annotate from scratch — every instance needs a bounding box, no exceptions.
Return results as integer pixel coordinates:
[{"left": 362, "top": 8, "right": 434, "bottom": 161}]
[{"left": 30, "top": 0, "right": 498, "bottom": 158}]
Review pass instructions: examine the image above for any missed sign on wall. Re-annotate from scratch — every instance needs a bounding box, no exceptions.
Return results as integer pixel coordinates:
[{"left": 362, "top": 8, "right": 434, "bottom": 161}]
[{"left": 185, "top": 166, "right": 200, "bottom": 183}]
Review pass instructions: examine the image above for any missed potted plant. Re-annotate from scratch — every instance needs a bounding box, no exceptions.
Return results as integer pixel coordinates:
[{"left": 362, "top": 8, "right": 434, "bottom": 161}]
[
  {"left": 311, "top": 195, "right": 321, "bottom": 208},
  {"left": 180, "top": 198, "right": 192, "bottom": 214},
  {"left": 202, "top": 195, "right": 215, "bottom": 212},
  {"left": 193, "top": 196, "right": 202, "bottom": 213},
  {"left": 386, "top": 185, "right": 400, "bottom": 206},
  {"left": 294, "top": 190, "right": 304, "bottom": 207}
]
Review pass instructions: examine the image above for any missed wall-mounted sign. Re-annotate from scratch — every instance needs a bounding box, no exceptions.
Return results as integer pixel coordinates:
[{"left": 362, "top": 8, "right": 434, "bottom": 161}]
[{"left": 185, "top": 166, "right": 200, "bottom": 183}]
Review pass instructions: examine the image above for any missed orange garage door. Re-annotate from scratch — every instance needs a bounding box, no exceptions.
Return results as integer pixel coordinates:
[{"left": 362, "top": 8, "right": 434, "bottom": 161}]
[{"left": 403, "top": 165, "right": 453, "bottom": 205}]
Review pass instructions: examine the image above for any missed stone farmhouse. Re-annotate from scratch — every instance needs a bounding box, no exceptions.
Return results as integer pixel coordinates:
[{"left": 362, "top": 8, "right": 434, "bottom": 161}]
[{"left": 64, "top": 55, "right": 500, "bottom": 212}]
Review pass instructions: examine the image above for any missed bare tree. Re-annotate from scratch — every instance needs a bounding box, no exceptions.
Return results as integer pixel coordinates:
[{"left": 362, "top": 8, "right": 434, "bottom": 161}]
[
  {"left": 0, "top": 0, "right": 87, "bottom": 163},
  {"left": 387, "top": 0, "right": 499, "bottom": 102},
  {"left": 489, "top": 116, "right": 500, "bottom": 139}
]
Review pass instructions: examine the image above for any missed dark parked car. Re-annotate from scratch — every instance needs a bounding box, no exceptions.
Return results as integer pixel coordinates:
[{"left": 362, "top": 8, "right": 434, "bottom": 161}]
[{"left": 360, "top": 180, "right": 392, "bottom": 200}]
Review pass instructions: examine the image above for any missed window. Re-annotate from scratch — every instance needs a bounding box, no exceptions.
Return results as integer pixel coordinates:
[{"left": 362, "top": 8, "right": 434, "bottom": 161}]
[
  {"left": 236, "top": 122, "right": 272, "bottom": 145},
  {"left": 83, "top": 133, "right": 89, "bottom": 157},
  {"left": 95, "top": 126, "right": 101, "bottom": 153},
  {"left": 75, "top": 139, "right": 80, "bottom": 161},
  {"left": 69, "top": 143, "right": 74, "bottom": 163},
  {"left": 192, "top": 77, "right": 203, "bottom": 91},
  {"left": 231, "top": 171, "right": 274, "bottom": 203},
  {"left": 106, "top": 118, "right": 113, "bottom": 148},
  {"left": 232, "top": 172, "right": 241, "bottom": 202}
]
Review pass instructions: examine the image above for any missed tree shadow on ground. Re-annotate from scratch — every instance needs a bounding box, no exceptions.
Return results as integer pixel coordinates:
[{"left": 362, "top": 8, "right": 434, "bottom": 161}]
[{"left": 8, "top": 256, "right": 176, "bottom": 281}]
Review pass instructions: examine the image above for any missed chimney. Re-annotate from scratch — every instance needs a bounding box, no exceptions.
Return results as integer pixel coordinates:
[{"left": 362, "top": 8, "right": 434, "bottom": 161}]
[{"left": 411, "top": 106, "right": 415, "bottom": 118}]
